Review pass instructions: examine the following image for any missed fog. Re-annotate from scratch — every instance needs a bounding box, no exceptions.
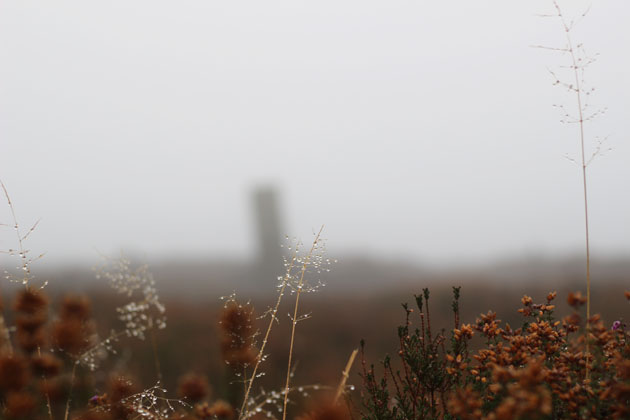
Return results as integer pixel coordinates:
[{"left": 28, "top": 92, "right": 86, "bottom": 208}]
[{"left": 1, "top": 0, "right": 629, "bottom": 268}]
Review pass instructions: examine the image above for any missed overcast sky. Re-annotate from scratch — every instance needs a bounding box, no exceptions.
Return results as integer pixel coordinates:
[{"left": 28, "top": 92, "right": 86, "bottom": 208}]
[{"left": 1, "top": 0, "right": 629, "bottom": 267}]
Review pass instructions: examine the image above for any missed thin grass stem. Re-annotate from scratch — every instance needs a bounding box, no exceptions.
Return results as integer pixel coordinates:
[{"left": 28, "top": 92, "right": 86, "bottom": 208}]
[
  {"left": 334, "top": 348, "right": 358, "bottom": 404},
  {"left": 150, "top": 327, "right": 163, "bottom": 383},
  {"left": 238, "top": 249, "right": 298, "bottom": 419},
  {"left": 281, "top": 226, "right": 324, "bottom": 420},
  {"left": 63, "top": 362, "right": 78, "bottom": 420},
  {"left": 38, "top": 346, "right": 54, "bottom": 420},
  {"left": 552, "top": 0, "right": 592, "bottom": 379}
]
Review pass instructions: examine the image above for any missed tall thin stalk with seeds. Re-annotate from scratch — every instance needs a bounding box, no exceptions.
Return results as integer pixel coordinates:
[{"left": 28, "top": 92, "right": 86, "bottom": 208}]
[
  {"left": 281, "top": 226, "right": 324, "bottom": 420},
  {"left": 555, "top": 1, "right": 590, "bottom": 379},
  {"left": 535, "top": 0, "right": 609, "bottom": 379},
  {"left": 1, "top": 180, "right": 45, "bottom": 288},
  {"left": 238, "top": 247, "right": 298, "bottom": 419}
]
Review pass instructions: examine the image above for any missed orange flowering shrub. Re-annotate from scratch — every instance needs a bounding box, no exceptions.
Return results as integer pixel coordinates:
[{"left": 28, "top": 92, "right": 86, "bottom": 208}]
[{"left": 360, "top": 288, "right": 630, "bottom": 419}]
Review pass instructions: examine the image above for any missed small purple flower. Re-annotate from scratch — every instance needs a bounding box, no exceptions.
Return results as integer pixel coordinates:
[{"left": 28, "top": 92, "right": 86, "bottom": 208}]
[{"left": 612, "top": 320, "right": 622, "bottom": 331}]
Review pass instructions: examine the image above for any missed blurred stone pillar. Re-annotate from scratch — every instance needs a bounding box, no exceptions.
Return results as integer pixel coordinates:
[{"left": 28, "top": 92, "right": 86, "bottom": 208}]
[{"left": 252, "top": 186, "right": 285, "bottom": 284}]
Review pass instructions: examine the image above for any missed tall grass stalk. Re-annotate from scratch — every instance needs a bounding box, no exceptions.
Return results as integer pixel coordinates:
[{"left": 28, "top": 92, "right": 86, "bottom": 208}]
[
  {"left": 537, "top": 0, "right": 606, "bottom": 379},
  {"left": 281, "top": 226, "right": 324, "bottom": 420},
  {"left": 553, "top": 0, "right": 592, "bottom": 379},
  {"left": 238, "top": 247, "right": 299, "bottom": 419}
]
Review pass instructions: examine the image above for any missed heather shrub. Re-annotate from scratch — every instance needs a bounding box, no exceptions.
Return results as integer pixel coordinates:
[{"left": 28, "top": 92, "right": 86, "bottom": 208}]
[{"left": 359, "top": 288, "right": 630, "bottom": 419}]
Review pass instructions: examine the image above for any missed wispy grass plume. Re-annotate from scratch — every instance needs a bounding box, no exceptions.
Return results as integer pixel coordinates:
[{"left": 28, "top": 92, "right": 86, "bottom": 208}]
[{"left": 534, "top": 0, "right": 610, "bottom": 379}]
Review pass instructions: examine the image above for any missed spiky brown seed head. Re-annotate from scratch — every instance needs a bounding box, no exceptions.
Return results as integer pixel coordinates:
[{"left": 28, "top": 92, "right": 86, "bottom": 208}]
[
  {"left": 195, "top": 400, "right": 235, "bottom": 420},
  {"left": 220, "top": 301, "right": 255, "bottom": 338},
  {"left": 177, "top": 373, "right": 211, "bottom": 403},
  {"left": 14, "top": 289, "right": 48, "bottom": 315},
  {"left": 38, "top": 377, "right": 69, "bottom": 402},
  {"left": 296, "top": 402, "right": 351, "bottom": 420},
  {"left": 60, "top": 295, "right": 92, "bottom": 321},
  {"left": 4, "top": 391, "right": 36, "bottom": 419},
  {"left": 219, "top": 300, "right": 257, "bottom": 367},
  {"left": 167, "top": 413, "right": 196, "bottom": 420},
  {"left": 15, "top": 326, "right": 46, "bottom": 353},
  {"left": 31, "top": 353, "right": 62, "bottom": 377},
  {"left": 0, "top": 354, "right": 30, "bottom": 392},
  {"left": 108, "top": 375, "right": 138, "bottom": 403},
  {"left": 15, "top": 312, "right": 47, "bottom": 333},
  {"left": 52, "top": 318, "right": 91, "bottom": 355},
  {"left": 71, "top": 410, "right": 114, "bottom": 420},
  {"left": 220, "top": 342, "right": 258, "bottom": 367}
]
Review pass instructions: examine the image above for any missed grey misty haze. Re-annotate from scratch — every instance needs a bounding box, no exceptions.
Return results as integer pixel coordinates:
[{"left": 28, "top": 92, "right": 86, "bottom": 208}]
[{"left": 0, "top": 0, "right": 629, "bottom": 267}]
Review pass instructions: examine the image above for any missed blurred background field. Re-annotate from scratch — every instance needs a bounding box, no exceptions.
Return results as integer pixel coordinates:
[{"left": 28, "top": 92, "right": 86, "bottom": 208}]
[
  {"left": 2, "top": 254, "right": 628, "bottom": 401},
  {"left": 1, "top": 0, "right": 630, "bottom": 417}
]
